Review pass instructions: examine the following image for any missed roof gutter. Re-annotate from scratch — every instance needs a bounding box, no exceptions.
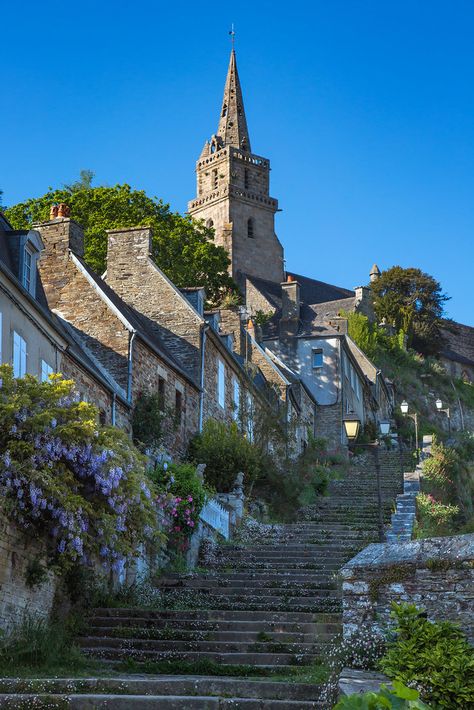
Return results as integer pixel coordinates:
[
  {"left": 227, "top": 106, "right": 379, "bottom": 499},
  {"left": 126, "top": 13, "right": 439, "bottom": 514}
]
[{"left": 127, "top": 331, "right": 136, "bottom": 403}]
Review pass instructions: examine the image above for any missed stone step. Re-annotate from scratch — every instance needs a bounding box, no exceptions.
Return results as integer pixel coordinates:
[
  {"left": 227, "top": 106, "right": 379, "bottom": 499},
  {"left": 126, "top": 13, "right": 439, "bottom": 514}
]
[
  {"left": 176, "top": 579, "right": 338, "bottom": 591},
  {"left": 91, "top": 608, "right": 340, "bottom": 623},
  {"left": 0, "top": 677, "right": 327, "bottom": 703},
  {"left": 184, "top": 573, "right": 337, "bottom": 584},
  {"left": 89, "top": 617, "right": 340, "bottom": 634},
  {"left": 79, "top": 636, "right": 323, "bottom": 654},
  {"left": 0, "top": 694, "right": 326, "bottom": 709},
  {"left": 86, "top": 626, "right": 334, "bottom": 642},
  {"left": 82, "top": 646, "right": 321, "bottom": 666},
  {"left": 157, "top": 589, "right": 341, "bottom": 602}
]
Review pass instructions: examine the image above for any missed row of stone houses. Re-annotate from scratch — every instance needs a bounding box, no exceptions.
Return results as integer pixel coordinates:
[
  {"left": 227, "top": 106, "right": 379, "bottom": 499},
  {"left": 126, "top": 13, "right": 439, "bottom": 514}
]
[{"left": 0, "top": 208, "right": 315, "bottom": 460}]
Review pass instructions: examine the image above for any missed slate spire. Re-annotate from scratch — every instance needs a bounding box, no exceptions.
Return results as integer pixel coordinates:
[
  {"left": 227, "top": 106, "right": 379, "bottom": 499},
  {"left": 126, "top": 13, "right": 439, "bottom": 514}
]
[{"left": 216, "top": 50, "right": 251, "bottom": 152}]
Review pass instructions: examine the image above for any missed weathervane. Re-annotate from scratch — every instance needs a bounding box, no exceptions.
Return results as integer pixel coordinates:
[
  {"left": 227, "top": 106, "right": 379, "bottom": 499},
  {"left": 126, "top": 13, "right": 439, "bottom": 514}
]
[{"left": 229, "top": 23, "right": 235, "bottom": 49}]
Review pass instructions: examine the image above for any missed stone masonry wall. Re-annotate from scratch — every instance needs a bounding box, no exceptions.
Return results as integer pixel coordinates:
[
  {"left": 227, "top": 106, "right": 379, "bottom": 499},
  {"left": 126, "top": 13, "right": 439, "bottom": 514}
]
[
  {"left": 341, "top": 533, "right": 474, "bottom": 643},
  {"left": 316, "top": 400, "right": 343, "bottom": 452},
  {"left": 0, "top": 510, "right": 56, "bottom": 632}
]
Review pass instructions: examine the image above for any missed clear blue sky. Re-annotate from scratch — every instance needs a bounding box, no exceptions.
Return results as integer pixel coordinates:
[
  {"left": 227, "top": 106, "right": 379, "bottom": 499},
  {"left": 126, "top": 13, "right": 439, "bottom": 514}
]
[{"left": 2, "top": 0, "right": 473, "bottom": 325}]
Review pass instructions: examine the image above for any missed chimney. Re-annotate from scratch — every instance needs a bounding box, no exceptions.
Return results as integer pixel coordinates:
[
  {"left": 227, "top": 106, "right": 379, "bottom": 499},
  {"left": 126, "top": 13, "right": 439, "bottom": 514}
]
[
  {"left": 35, "top": 205, "right": 84, "bottom": 259},
  {"left": 34, "top": 208, "right": 85, "bottom": 308},
  {"left": 106, "top": 227, "right": 153, "bottom": 297},
  {"left": 281, "top": 275, "right": 300, "bottom": 321},
  {"left": 246, "top": 317, "right": 262, "bottom": 343}
]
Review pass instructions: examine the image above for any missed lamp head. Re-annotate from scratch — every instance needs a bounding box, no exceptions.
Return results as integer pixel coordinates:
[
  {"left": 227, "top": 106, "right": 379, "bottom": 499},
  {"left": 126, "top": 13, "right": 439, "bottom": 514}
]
[
  {"left": 343, "top": 412, "right": 361, "bottom": 442},
  {"left": 436, "top": 398, "right": 443, "bottom": 411},
  {"left": 379, "top": 420, "right": 391, "bottom": 436},
  {"left": 400, "top": 401, "right": 409, "bottom": 415}
]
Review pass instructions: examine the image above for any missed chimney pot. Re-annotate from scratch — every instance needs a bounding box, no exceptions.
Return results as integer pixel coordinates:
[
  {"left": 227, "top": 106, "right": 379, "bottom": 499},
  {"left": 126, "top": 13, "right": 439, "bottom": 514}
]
[{"left": 57, "top": 203, "right": 70, "bottom": 218}]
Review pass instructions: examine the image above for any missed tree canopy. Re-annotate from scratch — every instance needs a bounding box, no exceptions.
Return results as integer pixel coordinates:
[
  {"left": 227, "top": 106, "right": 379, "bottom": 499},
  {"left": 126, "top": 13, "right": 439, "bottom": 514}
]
[
  {"left": 371, "top": 266, "right": 449, "bottom": 355},
  {"left": 4, "top": 180, "right": 237, "bottom": 306}
]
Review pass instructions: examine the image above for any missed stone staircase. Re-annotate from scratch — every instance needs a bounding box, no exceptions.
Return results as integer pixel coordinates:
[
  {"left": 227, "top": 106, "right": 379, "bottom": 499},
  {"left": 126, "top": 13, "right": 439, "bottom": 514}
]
[{"left": 1, "top": 453, "right": 406, "bottom": 708}]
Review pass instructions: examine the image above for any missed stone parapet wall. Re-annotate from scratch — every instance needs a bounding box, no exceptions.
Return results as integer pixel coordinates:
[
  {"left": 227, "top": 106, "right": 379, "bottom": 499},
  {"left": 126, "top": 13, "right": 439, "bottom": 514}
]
[
  {"left": 0, "top": 510, "right": 56, "bottom": 632},
  {"left": 341, "top": 533, "right": 474, "bottom": 642}
]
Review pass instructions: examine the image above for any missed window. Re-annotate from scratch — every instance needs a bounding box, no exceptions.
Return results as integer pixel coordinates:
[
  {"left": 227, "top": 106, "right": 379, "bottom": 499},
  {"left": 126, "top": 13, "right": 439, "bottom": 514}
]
[
  {"left": 158, "top": 376, "right": 166, "bottom": 408},
  {"left": 244, "top": 168, "right": 249, "bottom": 189},
  {"left": 212, "top": 169, "right": 218, "bottom": 189},
  {"left": 222, "top": 103, "right": 227, "bottom": 117},
  {"left": 23, "top": 246, "right": 34, "bottom": 293},
  {"left": 41, "top": 360, "right": 53, "bottom": 382},
  {"left": 232, "top": 378, "right": 240, "bottom": 421},
  {"left": 206, "top": 218, "right": 214, "bottom": 229},
  {"left": 312, "top": 349, "right": 323, "bottom": 369},
  {"left": 175, "top": 389, "right": 183, "bottom": 421},
  {"left": 217, "top": 359, "right": 225, "bottom": 409},
  {"left": 13, "top": 332, "right": 27, "bottom": 378},
  {"left": 247, "top": 218, "right": 254, "bottom": 238}
]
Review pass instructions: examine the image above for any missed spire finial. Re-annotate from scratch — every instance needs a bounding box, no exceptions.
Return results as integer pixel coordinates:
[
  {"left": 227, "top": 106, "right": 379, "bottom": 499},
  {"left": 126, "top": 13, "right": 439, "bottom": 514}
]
[{"left": 229, "top": 23, "right": 235, "bottom": 50}]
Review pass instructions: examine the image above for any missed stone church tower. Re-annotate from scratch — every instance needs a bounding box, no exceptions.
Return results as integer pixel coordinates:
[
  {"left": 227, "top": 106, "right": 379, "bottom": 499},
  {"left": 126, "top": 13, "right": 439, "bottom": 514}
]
[{"left": 188, "top": 50, "right": 284, "bottom": 286}]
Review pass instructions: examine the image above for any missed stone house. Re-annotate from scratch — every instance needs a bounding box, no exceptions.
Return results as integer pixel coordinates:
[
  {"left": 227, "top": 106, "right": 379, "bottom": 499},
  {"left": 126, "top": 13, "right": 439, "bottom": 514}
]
[
  {"left": 0, "top": 212, "right": 128, "bottom": 426},
  {"left": 244, "top": 273, "right": 393, "bottom": 450},
  {"left": 34, "top": 213, "right": 200, "bottom": 458},
  {"left": 103, "top": 226, "right": 294, "bottom": 446}
]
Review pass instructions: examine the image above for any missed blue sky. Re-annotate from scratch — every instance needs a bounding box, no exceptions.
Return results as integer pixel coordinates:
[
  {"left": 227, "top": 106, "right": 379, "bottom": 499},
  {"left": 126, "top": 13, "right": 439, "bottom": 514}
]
[{"left": 2, "top": 0, "right": 474, "bottom": 325}]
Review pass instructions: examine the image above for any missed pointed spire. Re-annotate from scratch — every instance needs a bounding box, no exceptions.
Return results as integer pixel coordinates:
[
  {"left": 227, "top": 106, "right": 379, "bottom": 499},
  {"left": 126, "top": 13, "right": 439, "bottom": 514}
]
[{"left": 216, "top": 50, "right": 251, "bottom": 152}]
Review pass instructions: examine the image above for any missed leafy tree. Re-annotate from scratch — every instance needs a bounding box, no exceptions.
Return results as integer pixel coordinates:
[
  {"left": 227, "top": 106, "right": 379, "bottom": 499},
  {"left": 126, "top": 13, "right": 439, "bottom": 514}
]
[
  {"left": 5, "top": 181, "right": 237, "bottom": 305},
  {"left": 370, "top": 267, "right": 449, "bottom": 355}
]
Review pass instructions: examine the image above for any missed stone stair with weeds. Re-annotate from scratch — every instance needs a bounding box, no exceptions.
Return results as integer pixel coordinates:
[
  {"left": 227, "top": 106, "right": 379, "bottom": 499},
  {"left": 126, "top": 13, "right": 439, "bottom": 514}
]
[{"left": 3, "top": 452, "right": 406, "bottom": 708}]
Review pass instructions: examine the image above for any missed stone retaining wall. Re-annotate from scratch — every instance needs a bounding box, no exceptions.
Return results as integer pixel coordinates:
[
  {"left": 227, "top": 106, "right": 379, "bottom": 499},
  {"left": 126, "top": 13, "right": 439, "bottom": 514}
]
[
  {"left": 0, "top": 511, "right": 56, "bottom": 631},
  {"left": 341, "top": 533, "right": 474, "bottom": 642}
]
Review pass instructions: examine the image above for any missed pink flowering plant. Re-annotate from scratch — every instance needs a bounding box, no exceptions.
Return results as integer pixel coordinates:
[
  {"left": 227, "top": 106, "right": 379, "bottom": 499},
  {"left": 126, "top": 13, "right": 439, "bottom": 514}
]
[
  {"left": 0, "top": 365, "right": 163, "bottom": 574},
  {"left": 149, "top": 462, "right": 207, "bottom": 544}
]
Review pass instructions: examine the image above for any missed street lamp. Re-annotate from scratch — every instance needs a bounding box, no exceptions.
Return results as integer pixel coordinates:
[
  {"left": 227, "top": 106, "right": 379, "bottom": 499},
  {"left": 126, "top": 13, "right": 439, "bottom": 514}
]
[
  {"left": 400, "top": 401, "right": 419, "bottom": 451},
  {"left": 435, "top": 398, "right": 451, "bottom": 433},
  {"left": 343, "top": 413, "right": 388, "bottom": 543}
]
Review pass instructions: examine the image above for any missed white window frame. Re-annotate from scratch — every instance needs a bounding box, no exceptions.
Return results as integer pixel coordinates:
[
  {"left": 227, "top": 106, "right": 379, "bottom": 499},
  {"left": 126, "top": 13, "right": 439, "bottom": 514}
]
[
  {"left": 41, "top": 359, "right": 54, "bottom": 382},
  {"left": 22, "top": 244, "right": 35, "bottom": 294},
  {"left": 246, "top": 392, "right": 254, "bottom": 442},
  {"left": 217, "top": 359, "right": 225, "bottom": 409},
  {"left": 13, "top": 331, "right": 27, "bottom": 378},
  {"left": 232, "top": 377, "right": 240, "bottom": 421}
]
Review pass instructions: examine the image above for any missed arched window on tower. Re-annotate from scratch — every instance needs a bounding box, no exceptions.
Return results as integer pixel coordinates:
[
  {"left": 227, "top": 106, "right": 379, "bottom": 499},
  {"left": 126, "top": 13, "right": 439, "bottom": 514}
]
[
  {"left": 206, "top": 219, "right": 214, "bottom": 230},
  {"left": 244, "top": 168, "right": 249, "bottom": 189},
  {"left": 212, "top": 169, "right": 218, "bottom": 190},
  {"left": 222, "top": 103, "right": 227, "bottom": 117},
  {"left": 247, "top": 218, "right": 254, "bottom": 239}
]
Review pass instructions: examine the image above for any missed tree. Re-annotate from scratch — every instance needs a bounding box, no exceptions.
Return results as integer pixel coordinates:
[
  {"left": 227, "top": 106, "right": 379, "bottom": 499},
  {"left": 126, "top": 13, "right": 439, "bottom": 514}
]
[
  {"left": 371, "top": 266, "right": 449, "bottom": 355},
  {"left": 5, "top": 181, "right": 237, "bottom": 306}
]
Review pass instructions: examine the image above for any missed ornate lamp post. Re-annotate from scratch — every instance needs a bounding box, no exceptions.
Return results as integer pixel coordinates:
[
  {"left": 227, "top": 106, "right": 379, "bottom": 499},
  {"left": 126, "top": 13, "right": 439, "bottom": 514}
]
[
  {"left": 343, "top": 414, "right": 389, "bottom": 543},
  {"left": 435, "top": 398, "right": 451, "bottom": 434},
  {"left": 400, "top": 400, "right": 419, "bottom": 451}
]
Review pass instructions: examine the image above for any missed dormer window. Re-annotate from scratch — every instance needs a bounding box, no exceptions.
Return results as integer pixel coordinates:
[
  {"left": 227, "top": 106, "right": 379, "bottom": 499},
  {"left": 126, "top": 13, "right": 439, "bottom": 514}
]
[{"left": 20, "top": 232, "right": 42, "bottom": 296}]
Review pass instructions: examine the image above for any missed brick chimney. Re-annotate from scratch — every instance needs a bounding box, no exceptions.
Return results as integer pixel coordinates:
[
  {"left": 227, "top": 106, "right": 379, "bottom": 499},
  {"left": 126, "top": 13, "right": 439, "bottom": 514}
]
[
  {"left": 34, "top": 209, "right": 85, "bottom": 308},
  {"left": 281, "top": 275, "right": 300, "bottom": 321},
  {"left": 246, "top": 317, "right": 262, "bottom": 343},
  {"left": 106, "top": 227, "right": 153, "bottom": 297}
]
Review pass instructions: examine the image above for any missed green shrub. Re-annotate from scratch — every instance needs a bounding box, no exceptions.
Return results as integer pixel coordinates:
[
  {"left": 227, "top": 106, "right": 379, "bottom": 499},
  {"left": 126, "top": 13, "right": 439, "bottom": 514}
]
[
  {"left": 132, "top": 391, "right": 167, "bottom": 449},
  {"left": 379, "top": 602, "right": 474, "bottom": 709},
  {"left": 188, "top": 420, "right": 265, "bottom": 492},
  {"left": 0, "top": 613, "right": 86, "bottom": 672},
  {"left": 415, "top": 492, "right": 459, "bottom": 538},
  {"left": 334, "top": 681, "right": 432, "bottom": 709}
]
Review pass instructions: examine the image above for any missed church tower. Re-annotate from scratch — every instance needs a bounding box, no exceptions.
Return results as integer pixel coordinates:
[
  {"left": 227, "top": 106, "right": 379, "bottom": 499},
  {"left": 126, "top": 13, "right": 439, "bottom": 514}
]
[{"left": 188, "top": 49, "right": 284, "bottom": 286}]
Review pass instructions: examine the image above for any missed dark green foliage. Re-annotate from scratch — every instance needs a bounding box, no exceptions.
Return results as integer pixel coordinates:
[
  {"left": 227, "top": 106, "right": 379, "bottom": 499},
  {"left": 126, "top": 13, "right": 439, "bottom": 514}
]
[
  {"left": 148, "top": 461, "right": 208, "bottom": 534},
  {"left": 380, "top": 602, "right": 474, "bottom": 709},
  {"left": 5, "top": 181, "right": 237, "bottom": 306},
  {"left": 334, "top": 681, "right": 432, "bottom": 709},
  {"left": 370, "top": 266, "right": 449, "bottom": 356},
  {"left": 24, "top": 560, "right": 48, "bottom": 590},
  {"left": 188, "top": 420, "right": 265, "bottom": 492},
  {"left": 132, "top": 392, "right": 166, "bottom": 449}
]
